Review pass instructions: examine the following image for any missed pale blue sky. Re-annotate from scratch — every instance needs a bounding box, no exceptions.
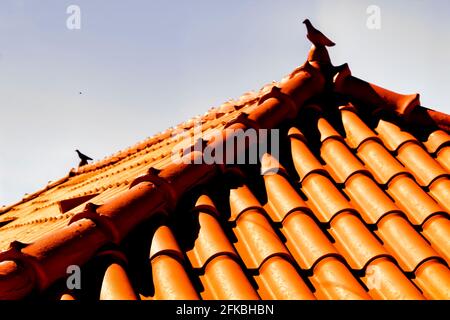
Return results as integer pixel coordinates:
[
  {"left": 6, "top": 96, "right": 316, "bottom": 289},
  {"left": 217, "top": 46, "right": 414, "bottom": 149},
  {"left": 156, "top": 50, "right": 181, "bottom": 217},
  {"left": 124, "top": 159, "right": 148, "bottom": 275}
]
[{"left": 0, "top": 0, "right": 449, "bottom": 205}]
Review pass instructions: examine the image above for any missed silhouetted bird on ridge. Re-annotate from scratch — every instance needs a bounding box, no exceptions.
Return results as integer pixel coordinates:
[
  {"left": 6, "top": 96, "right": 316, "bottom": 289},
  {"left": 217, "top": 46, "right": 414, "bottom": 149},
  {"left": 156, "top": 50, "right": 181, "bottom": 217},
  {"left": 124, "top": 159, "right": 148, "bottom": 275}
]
[
  {"left": 303, "top": 19, "right": 335, "bottom": 47},
  {"left": 75, "top": 149, "right": 93, "bottom": 167}
]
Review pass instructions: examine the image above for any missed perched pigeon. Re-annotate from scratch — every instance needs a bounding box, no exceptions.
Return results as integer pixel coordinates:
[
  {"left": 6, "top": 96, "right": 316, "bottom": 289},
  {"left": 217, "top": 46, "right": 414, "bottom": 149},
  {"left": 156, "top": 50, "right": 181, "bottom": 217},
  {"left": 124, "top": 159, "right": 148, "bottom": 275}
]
[
  {"left": 75, "top": 149, "right": 93, "bottom": 167},
  {"left": 303, "top": 19, "right": 335, "bottom": 47}
]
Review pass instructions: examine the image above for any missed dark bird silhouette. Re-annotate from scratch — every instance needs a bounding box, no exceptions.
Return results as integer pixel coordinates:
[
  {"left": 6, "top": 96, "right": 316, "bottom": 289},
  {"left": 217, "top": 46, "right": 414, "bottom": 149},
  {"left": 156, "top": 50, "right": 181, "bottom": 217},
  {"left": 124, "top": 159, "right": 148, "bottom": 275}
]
[
  {"left": 75, "top": 149, "right": 93, "bottom": 167},
  {"left": 79, "top": 92, "right": 82, "bottom": 95},
  {"left": 302, "top": 19, "right": 335, "bottom": 47}
]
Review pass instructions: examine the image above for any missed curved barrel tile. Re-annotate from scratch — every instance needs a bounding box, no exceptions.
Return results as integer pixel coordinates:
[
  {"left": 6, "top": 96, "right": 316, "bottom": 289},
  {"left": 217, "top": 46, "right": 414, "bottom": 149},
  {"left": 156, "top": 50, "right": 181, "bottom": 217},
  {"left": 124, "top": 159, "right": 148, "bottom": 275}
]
[
  {"left": 186, "top": 211, "right": 237, "bottom": 269},
  {"left": 310, "top": 257, "right": 371, "bottom": 300},
  {"left": 344, "top": 173, "right": 400, "bottom": 224},
  {"left": 255, "top": 256, "right": 316, "bottom": 300},
  {"left": 423, "top": 130, "right": 450, "bottom": 154},
  {"left": 387, "top": 175, "right": 445, "bottom": 225},
  {"left": 436, "top": 146, "right": 450, "bottom": 172},
  {"left": 282, "top": 211, "right": 340, "bottom": 270},
  {"left": 233, "top": 209, "right": 290, "bottom": 269},
  {"left": 329, "top": 212, "right": 388, "bottom": 270},
  {"left": 301, "top": 174, "right": 354, "bottom": 223},
  {"left": 428, "top": 177, "right": 450, "bottom": 213},
  {"left": 414, "top": 259, "right": 450, "bottom": 300},
  {"left": 340, "top": 108, "right": 380, "bottom": 149},
  {"left": 421, "top": 214, "right": 450, "bottom": 263},
  {"left": 320, "top": 138, "right": 369, "bottom": 184},
  {"left": 152, "top": 255, "right": 200, "bottom": 300},
  {"left": 396, "top": 142, "right": 448, "bottom": 187},
  {"left": 357, "top": 140, "right": 408, "bottom": 185},
  {"left": 288, "top": 127, "right": 327, "bottom": 182},
  {"left": 375, "top": 119, "right": 417, "bottom": 152},
  {"left": 100, "top": 263, "right": 138, "bottom": 300},
  {"left": 263, "top": 174, "right": 310, "bottom": 223},
  {"left": 201, "top": 255, "right": 260, "bottom": 300},
  {"left": 376, "top": 214, "right": 441, "bottom": 272},
  {"left": 363, "top": 257, "right": 424, "bottom": 300}
]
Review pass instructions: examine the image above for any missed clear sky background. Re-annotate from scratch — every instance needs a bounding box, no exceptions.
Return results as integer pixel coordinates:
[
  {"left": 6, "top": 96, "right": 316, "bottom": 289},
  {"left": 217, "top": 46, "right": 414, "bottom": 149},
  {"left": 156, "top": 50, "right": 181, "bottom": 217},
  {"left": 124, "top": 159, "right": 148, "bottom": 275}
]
[{"left": 0, "top": 0, "right": 449, "bottom": 206}]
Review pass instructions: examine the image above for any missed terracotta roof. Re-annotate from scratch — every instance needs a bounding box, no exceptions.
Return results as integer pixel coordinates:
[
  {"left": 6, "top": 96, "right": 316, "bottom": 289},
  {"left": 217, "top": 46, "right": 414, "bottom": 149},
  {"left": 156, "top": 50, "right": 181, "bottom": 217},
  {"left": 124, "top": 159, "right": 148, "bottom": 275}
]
[{"left": 1, "top": 22, "right": 450, "bottom": 300}]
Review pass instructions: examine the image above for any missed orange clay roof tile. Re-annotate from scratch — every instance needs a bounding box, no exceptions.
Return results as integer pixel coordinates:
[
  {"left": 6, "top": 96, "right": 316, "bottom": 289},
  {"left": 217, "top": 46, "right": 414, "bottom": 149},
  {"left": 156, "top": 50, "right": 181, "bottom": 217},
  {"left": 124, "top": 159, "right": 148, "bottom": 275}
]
[
  {"left": 255, "top": 256, "right": 316, "bottom": 300},
  {"left": 423, "top": 130, "right": 450, "bottom": 154},
  {"left": 328, "top": 211, "right": 389, "bottom": 270},
  {"left": 375, "top": 119, "right": 418, "bottom": 152},
  {"left": 100, "top": 262, "right": 138, "bottom": 300},
  {"left": 436, "top": 146, "right": 450, "bottom": 172},
  {"left": 288, "top": 128, "right": 328, "bottom": 182},
  {"left": 363, "top": 257, "right": 424, "bottom": 300},
  {"left": 151, "top": 254, "right": 199, "bottom": 300},
  {"left": 60, "top": 293, "right": 76, "bottom": 300},
  {"left": 421, "top": 214, "right": 450, "bottom": 264},
  {"left": 263, "top": 173, "right": 310, "bottom": 223},
  {"left": 356, "top": 140, "right": 408, "bottom": 185},
  {"left": 344, "top": 173, "right": 401, "bottom": 224},
  {"left": 0, "top": 23, "right": 449, "bottom": 300},
  {"left": 333, "top": 64, "right": 421, "bottom": 118},
  {"left": 428, "top": 177, "right": 450, "bottom": 213},
  {"left": 192, "top": 194, "right": 220, "bottom": 217},
  {"left": 340, "top": 108, "right": 381, "bottom": 149},
  {"left": 228, "top": 184, "right": 263, "bottom": 222},
  {"left": 149, "top": 225, "right": 184, "bottom": 261},
  {"left": 186, "top": 210, "right": 237, "bottom": 269},
  {"left": 233, "top": 209, "right": 290, "bottom": 269},
  {"left": 414, "top": 259, "right": 450, "bottom": 299},
  {"left": 376, "top": 213, "right": 441, "bottom": 272},
  {"left": 317, "top": 117, "right": 343, "bottom": 143},
  {"left": 320, "top": 137, "right": 370, "bottom": 184},
  {"left": 396, "top": 142, "right": 448, "bottom": 187},
  {"left": 310, "top": 257, "right": 371, "bottom": 300},
  {"left": 261, "top": 154, "right": 345, "bottom": 270},
  {"left": 200, "top": 255, "right": 259, "bottom": 300},
  {"left": 302, "top": 111, "right": 448, "bottom": 277},
  {"left": 282, "top": 211, "right": 340, "bottom": 270},
  {"left": 387, "top": 174, "right": 445, "bottom": 225},
  {"left": 300, "top": 173, "right": 354, "bottom": 223}
]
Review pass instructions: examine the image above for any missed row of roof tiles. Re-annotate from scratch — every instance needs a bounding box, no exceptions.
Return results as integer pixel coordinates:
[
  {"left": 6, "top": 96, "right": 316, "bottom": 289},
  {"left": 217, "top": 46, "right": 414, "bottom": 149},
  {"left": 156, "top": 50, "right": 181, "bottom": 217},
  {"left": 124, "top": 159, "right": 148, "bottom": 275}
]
[{"left": 20, "top": 105, "right": 450, "bottom": 300}]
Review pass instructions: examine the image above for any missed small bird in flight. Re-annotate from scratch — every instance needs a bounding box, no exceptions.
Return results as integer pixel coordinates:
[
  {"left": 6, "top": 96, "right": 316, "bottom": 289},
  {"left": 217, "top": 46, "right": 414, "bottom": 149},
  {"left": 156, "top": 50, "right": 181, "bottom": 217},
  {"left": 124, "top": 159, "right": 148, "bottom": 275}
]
[
  {"left": 302, "top": 19, "right": 335, "bottom": 47},
  {"left": 75, "top": 149, "right": 93, "bottom": 167}
]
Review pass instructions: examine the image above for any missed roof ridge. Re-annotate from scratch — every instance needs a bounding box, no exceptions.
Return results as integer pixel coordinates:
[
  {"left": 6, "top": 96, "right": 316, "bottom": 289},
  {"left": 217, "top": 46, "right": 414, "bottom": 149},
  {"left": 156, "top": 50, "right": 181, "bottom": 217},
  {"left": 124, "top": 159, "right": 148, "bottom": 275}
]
[{"left": 74, "top": 90, "right": 263, "bottom": 175}]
